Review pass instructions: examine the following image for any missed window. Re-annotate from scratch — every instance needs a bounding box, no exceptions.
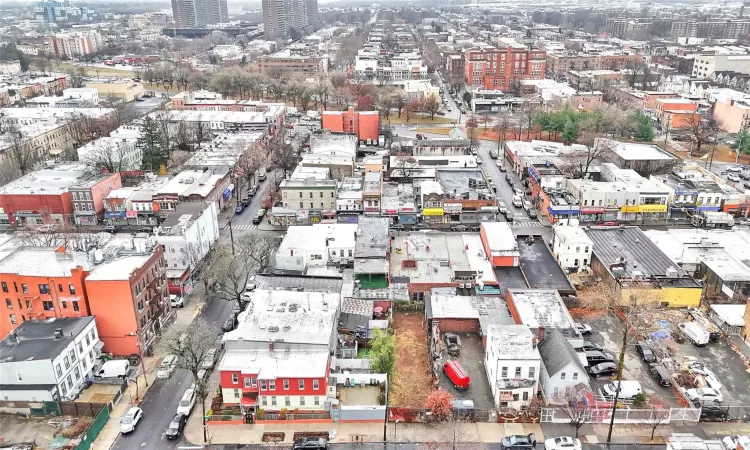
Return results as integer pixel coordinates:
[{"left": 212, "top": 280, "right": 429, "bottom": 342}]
[
  {"left": 58, "top": 284, "right": 63, "bottom": 292},
  {"left": 313, "top": 379, "right": 319, "bottom": 390},
  {"left": 300, "top": 202, "right": 304, "bottom": 208},
  {"left": 9, "top": 314, "right": 16, "bottom": 324},
  {"left": 348, "top": 250, "right": 353, "bottom": 257},
  {"left": 244, "top": 377, "right": 251, "bottom": 388},
  {"left": 261, "top": 380, "right": 267, "bottom": 390},
  {"left": 5, "top": 298, "right": 11, "bottom": 309},
  {"left": 63, "top": 301, "right": 68, "bottom": 309},
  {"left": 310, "top": 202, "right": 314, "bottom": 209},
  {"left": 251, "top": 378, "right": 257, "bottom": 388},
  {"left": 43, "top": 301, "right": 54, "bottom": 311},
  {"left": 269, "top": 380, "right": 276, "bottom": 390},
  {"left": 560, "top": 372, "right": 566, "bottom": 380},
  {"left": 39, "top": 284, "right": 50, "bottom": 294},
  {"left": 309, "top": 192, "right": 313, "bottom": 198},
  {"left": 314, "top": 396, "right": 320, "bottom": 406},
  {"left": 515, "top": 367, "right": 522, "bottom": 377},
  {"left": 573, "top": 372, "right": 578, "bottom": 380},
  {"left": 523, "top": 391, "right": 529, "bottom": 401},
  {"left": 90, "top": 329, "right": 96, "bottom": 341},
  {"left": 529, "top": 367, "right": 535, "bottom": 378},
  {"left": 13, "top": 282, "right": 17, "bottom": 292},
  {"left": 69, "top": 285, "right": 76, "bottom": 295},
  {"left": 300, "top": 396, "right": 305, "bottom": 406},
  {"left": 74, "top": 367, "right": 81, "bottom": 380},
  {"left": 262, "top": 396, "right": 267, "bottom": 406},
  {"left": 299, "top": 380, "right": 305, "bottom": 390},
  {"left": 271, "top": 396, "right": 277, "bottom": 406},
  {"left": 73, "top": 302, "right": 79, "bottom": 312},
  {"left": 513, "top": 393, "right": 519, "bottom": 401},
  {"left": 232, "top": 374, "right": 238, "bottom": 384},
  {"left": 70, "top": 350, "right": 76, "bottom": 362},
  {"left": 60, "top": 383, "right": 67, "bottom": 396},
  {"left": 1, "top": 282, "right": 7, "bottom": 292},
  {"left": 283, "top": 379, "right": 289, "bottom": 390},
  {"left": 21, "top": 284, "right": 28, "bottom": 294},
  {"left": 501, "top": 367, "right": 508, "bottom": 378},
  {"left": 56, "top": 364, "right": 62, "bottom": 377},
  {"left": 66, "top": 375, "right": 73, "bottom": 388},
  {"left": 285, "top": 396, "right": 291, "bottom": 406}
]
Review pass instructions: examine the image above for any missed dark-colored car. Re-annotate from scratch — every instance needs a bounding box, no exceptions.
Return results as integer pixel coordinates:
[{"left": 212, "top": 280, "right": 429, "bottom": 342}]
[
  {"left": 588, "top": 361, "right": 618, "bottom": 378},
  {"left": 102, "top": 225, "right": 121, "bottom": 233},
  {"left": 503, "top": 212, "right": 514, "bottom": 223},
  {"left": 413, "top": 223, "right": 430, "bottom": 230},
  {"left": 165, "top": 413, "right": 187, "bottom": 440},
  {"left": 136, "top": 226, "right": 152, "bottom": 233},
  {"left": 586, "top": 350, "right": 616, "bottom": 365},
  {"left": 505, "top": 174, "right": 512, "bottom": 184},
  {"left": 241, "top": 197, "right": 251, "bottom": 207},
  {"left": 501, "top": 433, "right": 537, "bottom": 450},
  {"left": 499, "top": 165, "right": 507, "bottom": 172},
  {"left": 451, "top": 225, "right": 469, "bottom": 232},
  {"left": 222, "top": 313, "right": 238, "bottom": 332},
  {"left": 235, "top": 204, "right": 245, "bottom": 214},
  {"left": 635, "top": 341, "right": 656, "bottom": 363},
  {"left": 649, "top": 364, "right": 672, "bottom": 387},
  {"left": 390, "top": 224, "right": 405, "bottom": 231},
  {"left": 248, "top": 187, "right": 257, "bottom": 197},
  {"left": 292, "top": 437, "right": 327, "bottom": 450},
  {"left": 699, "top": 400, "right": 729, "bottom": 421},
  {"left": 581, "top": 341, "right": 603, "bottom": 352},
  {"left": 444, "top": 333, "right": 460, "bottom": 356}
]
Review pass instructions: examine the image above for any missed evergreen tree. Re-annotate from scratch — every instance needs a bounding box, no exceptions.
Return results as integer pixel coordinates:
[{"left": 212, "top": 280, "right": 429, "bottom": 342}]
[
  {"left": 730, "top": 129, "right": 750, "bottom": 155},
  {"left": 562, "top": 119, "right": 579, "bottom": 145},
  {"left": 633, "top": 111, "right": 655, "bottom": 142},
  {"left": 138, "top": 116, "right": 168, "bottom": 171}
]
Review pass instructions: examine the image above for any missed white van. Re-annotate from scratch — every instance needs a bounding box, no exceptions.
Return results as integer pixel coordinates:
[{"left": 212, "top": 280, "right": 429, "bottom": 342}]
[
  {"left": 95, "top": 360, "right": 131, "bottom": 379},
  {"left": 512, "top": 195, "right": 523, "bottom": 208},
  {"left": 678, "top": 322, "right": 710, "bottom": 346},
  {"left": 600, "top": 380, "right": 642, "bottom": 399}
]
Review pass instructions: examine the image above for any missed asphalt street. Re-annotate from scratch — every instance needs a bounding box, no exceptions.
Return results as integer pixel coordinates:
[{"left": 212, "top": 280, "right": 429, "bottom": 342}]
[{"left": 188, "top": 443, "right": 665, "bottom": 450}]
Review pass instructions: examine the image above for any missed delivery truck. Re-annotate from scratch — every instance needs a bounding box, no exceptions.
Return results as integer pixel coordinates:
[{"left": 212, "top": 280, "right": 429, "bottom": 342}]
[{"left": 691, "top": 211, "right": 734, "bottom": 228}]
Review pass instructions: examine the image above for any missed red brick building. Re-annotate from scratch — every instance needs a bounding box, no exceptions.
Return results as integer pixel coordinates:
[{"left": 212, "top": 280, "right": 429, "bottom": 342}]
[
  {"left": 321, "top": 107, "right": 379, "bottom": 142},
  {"left": 464, "top": 45, "right": 547, "bottom": 91}
]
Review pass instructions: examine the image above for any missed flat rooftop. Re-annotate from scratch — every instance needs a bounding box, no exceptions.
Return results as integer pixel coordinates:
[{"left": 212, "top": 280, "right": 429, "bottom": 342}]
[
  {"left": 0, "top": 247, "right": 90, "bottom": 278},
  {"left": 224, "top": 289, "right": 339, "bottom": 346},
  {"left": 355, "top": 218, "right": 389, "bottom": 259},
  {"left": 426, "top": 294, "right": 514, "bottom": 333},
  {"left": 517, "top": 238, "right": 574, "bottom": 292},
  {"left": 219, "top": 349, "right": 329, "bottom": 379},
  {"left": 0, "top": 317, "right": 95, "bottom": 362},
  {"left": 508, "top": 289, "right": 577, "bottom": 329},
  {"left": 0, "top": 164, "right": 93, "bottom": 195},
  {"left": 485, "top": 324, "right": 540, "bottom": 360},
  {"left": 600, "top": 138, "right": 678, "bottom": 162},
  {"left": 587, "top": 227, "right": 683, "bottom": 279}
]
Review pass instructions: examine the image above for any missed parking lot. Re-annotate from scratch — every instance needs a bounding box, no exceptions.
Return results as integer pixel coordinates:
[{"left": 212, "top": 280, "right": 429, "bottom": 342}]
[
  {"left": 437, "top": 333, "right": 494, "bottom": 411},
  {"left": 581, "top": 312, "right": 750, "bottom": 417}
]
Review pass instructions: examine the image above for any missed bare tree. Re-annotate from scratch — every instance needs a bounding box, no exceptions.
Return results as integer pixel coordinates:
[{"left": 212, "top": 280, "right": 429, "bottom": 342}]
[
  {"left": 212, "top": 233, "right": 275, "bottom": 311},
  {"left": 492, "top": 117, "right": 511, "bottom": 153},
  {"left": 4, "top": 123, "right": 38, "bottom": 175},
  {"left": 159, "top": 318, "right": 216, "bottom": 443},
  {"left": 393, "top": 156, "right": 419, "bottom": 178},
  {"left": 479, "top": 114, "right": 493, "bottom": 130},
  {"left": 79, "top": 139, "right": 132, "bottom": 173},
  {"left": 684, "top": 113, "right": 722, "bottom": 157},
  {"left": 645, "top": 406, "right": 670, "bottom": 441},
  {"left": 557, "top": 138, "right": 613, "bottom": 179},
  {"left": 557, "top": 388, "right": 592, "bottom": 438},
  {"left": 423, "top": 416, "right": 480, "bottom": 450},
  {"left": 423, "top": 95, "right": 441, "bottom": 120},
  {"left": 236, "top": 145, "right": 266, "bottom": 191}
]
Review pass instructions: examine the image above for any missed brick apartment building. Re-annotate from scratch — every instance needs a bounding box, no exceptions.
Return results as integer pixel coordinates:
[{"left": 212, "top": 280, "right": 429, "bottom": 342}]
[
  {"left": 464, "top": 45, "right": 547, "bottom": 91},
  {"left": 546, "top": 53, "right": 644, "bottom": 75},
  {"left": 321, "top": 107, "right": 379, "bottom": 142}
]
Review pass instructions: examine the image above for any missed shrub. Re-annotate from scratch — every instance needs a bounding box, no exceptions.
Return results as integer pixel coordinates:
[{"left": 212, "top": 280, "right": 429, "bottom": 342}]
[{"left": 425, "top": 388, "right": 454, "bottom": 419}]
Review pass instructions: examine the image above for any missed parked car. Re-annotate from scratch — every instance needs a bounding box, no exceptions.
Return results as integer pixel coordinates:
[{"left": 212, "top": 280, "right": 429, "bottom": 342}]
[
  {"left": 544, "top": 436, "right": 582, "bottom": 450},
  {"left": 390, "top": 224, "right": 405, "bottom": 231},
  {"left": 222, "top": 313, "right": 238, "bottom": 332},
  {"left": 576, "top": 323, "right": 592, "bottom": 335},
  {"left": 727, "top": 165, "right": 743, "bottom": 172},
  {"left": 588, "top": 361, "right": 618, "bottom": 378},
  {"left": 119, "top": 407, "right": 143, "bottom": 434},
  {"left": 413, "top": 223, "right": 430, "bottom": 230},
  {"left": 451, "top": 224, "right": 469, "bottom": 232},
  {"left": 505, "top": 174, "right": 512, "bottom": 184},
  {"left": 235, "top": 204, "right": 245, "bottom": 214},
  {"left": 292, "top": 437, "right": 328, "bottom": 450},
  {"left": 102, "top": 225, "right": 121, "bottom": 233},
  {"left": 240, "top": 197, "right": 251, "bottom": 207},
  {"left": 498, "top": 202, "right": 508, "bottom": 214},
  {"left": 136, "top": 226, "right": 152, "bottom": 233},
  {"left": 165, "top": 413, "right": 187, "bottom": 440},
  {"left": 248, "top": 187, "right": 257, "bottom": 197},
  {"left": 245, "top": 276, "right": 258, "bottom": 292},
  {"left": 528, "top": 209, "right": 537, "bottom": 219},
  {"left": 501, "top": 433, "right": 537, "bottom": 450},
  {"left": 512, "top": 195, "right": 523, "bottom": 208},
  {"left": 597, "top": 221, "right": 617, "bottom": 226},
  {"left": 176, "top": 389, "right": 197, "bottom": 416},
  {"left": 443, "top": 333, "right": 461, "bottom": 356},
  {"left": 699, "top": 400, "right": 729, "bottom": 421},
  {"left": 728, "top": 174, "right": 741, "bottom": 182},
  {"left": 522, "top": 201, "right": 532, "bottom": 212},
  {"left": 443, "top": 360, "right": 470, "bottom": 391},
  {"left": 649, "top": 364, "right": 672, "bottom": 387},
  {"left": 635, "top": 341, "right": 656, "bottom": 363},
  {"left": 686, "top": 387, "right": 723, "bottom": 403},
  {"left": 585, "top": 351, "right": 616, "bottom": 365},
  {"left": 157, "top": 355, "right": 178, "bottom": 379},
  {"left": 170, "top": 295, "right": 185, "bottom": 308},
  {"left": 202, "top": 349, "right": 218, "bottom": 369},
  {"left": 581, "top": 341, "right": 603, "bottom": 352}
]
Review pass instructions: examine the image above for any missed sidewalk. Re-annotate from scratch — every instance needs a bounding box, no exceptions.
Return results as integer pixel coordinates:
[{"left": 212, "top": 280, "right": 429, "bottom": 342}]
[{"left": 90, "top": 294, "right": 208, "bottom": 450}]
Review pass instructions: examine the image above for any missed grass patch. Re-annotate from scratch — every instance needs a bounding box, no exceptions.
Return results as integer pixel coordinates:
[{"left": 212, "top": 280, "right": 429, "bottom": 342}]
[
  {"left": 390, "top": 312, "right": 432, "bottom": 407},
  {"left": 55, "top": 62, "right": 134, "bottom": 76},
  {"left": 386, "top": 112, "right": 455, "bottom": 125}
]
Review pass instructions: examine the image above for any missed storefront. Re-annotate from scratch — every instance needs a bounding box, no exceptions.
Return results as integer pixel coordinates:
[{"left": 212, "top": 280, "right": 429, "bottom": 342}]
[
  {"left": 443, "top": 203, "right": 462, "bottom": 223},
  {"left": 398, "top": 206, "right": 417, "bottom": 225},
  {"left": 422, "top": 207, "right": 444, "bottom": 225},
  {"left": 75, "top": 211, "right": 98, "bottom": 226},
  {"left": 620, "top": 204, "right": 668, "bottom": 222},
  {"left": 381, "top": 209, "right": 398, "bottom": 224},
  {"left": 579, "top": 207, "right": 605, "bottom": 223},
  {"left": 545, "top": 204, "right": 580, "bottom": 223},
  {"left": 105, "top": 210, "right": 128, "bottom": 225},
  {"left": 337, "top": 214, "right": 359, "bottom": 224}
]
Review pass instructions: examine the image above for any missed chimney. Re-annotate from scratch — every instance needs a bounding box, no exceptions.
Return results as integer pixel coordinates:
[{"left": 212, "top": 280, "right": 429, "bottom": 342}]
[
  {"left": 268, "top": 340, "right": 274, "bottom": 351},
  {"left": 532, "top": 337, "right": 538, "bottom": 349},
  {"left": 536, "top": 326, "right": 545, "bottom": 342},
  {"left": 54, "top": 328, "right": 63, "bottom": 339}
]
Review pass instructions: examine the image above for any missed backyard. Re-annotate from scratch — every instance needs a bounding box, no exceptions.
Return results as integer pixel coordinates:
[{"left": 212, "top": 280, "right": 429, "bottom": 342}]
[{"left": 390, "top": 312, "right": 433, "bottom": 408}]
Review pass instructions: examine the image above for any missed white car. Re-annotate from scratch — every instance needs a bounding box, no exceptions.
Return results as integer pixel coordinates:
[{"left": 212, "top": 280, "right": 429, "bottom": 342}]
[
  {"left": 686, "top": 387, "right": 723, "bottom": 403},
  {"left": 245, "top": 276, "right": 258, "bottom": 292},
  {"left": 576, "top": 323, "right": 593, "bottom": 335},
  {"left": 475, "top": 157, "right": 483, "bottom": 164},
  {"left": 119, "top": 407, "right": 143, "bottom": 434},
  {"left": 522, "top": 200, "right": 532, "bottom": 212},
  {"left": 545, "top": 436, "right": 582, "bottom": 450},
  {"left": 169, "top": 295, "right": 185, "bottom": 308},
  {"left": 512, "top": 195, "right": 523, "bottom": 208},
  {"left": 157, "top": 355, "right": 178, "bottom": 379},
  {"left": 201, "top": 349, "right": 218, "bottom": 370},
  {"left": 728, "top": 174, "right": 741, "bottom": 182},
  {"left": 727, "top": 165, "right": 743, "bottom": 172},
  {"left": 177, "top": 388, "right": 197, "bottom": 416}
]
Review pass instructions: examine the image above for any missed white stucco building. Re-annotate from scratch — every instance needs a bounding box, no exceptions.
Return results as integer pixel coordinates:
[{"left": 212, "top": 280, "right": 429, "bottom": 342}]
[
  {"left": 552, "top": 225, "right": 593, "bottom": 270},
  {"left": 484, "top": 324, "right": 541, "bottom": 410},
  {"left": 275, "top": 223, "right": 358, "bottom": 273},
  {"left": 0, "top": 317, "right": 102, "bottom": 402},
  {"left": 537, "top": 329, "right": 591, "bottom": 403}
]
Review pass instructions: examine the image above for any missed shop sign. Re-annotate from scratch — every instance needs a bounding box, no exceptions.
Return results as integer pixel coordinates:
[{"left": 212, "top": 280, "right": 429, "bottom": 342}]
[
  {"left": 580, "top": 207, "right": 605, "bottom": 214},
  {"left": 422, "top": 208, "right": 444, "bottom": 216},
  {"left": 620, "top": 205, "right": 640, "bottom": 213},
  {"left": 126, "top": 211, "right": 138, "bottom": 218},
  {"left": 443, "top": 203, "right": 462, "bottom": 214},
  {"left": 638, "top": 204, "right": 667, "bottom": 213},
  {"left": 296, "top": 210, "right": 309, "bottom": 219}
]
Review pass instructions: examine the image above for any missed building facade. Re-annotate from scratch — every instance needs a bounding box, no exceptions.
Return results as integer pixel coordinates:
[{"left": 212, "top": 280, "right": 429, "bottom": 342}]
[
  {"left": 464, "top": 45, "right": 546, "bottom": 91},
  {"left": 320, "top": 107, "right": 379, "bottom": 143},
  {"left": 171, "top": 0, "right": 229, "bottom": 28}
]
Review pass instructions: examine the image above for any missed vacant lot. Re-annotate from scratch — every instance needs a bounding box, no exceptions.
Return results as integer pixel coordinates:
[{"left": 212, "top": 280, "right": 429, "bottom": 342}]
[{"left": 391, "top": 312, "right": 433, "bottom": 407}]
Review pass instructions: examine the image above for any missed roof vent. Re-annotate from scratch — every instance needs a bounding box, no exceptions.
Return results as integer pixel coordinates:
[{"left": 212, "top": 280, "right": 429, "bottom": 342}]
[
  {"left": 54, "top": 328, "right": 63, "bottom": 339},
  {"left": 268, "top": 325, "right": 280, "bottom": 332}
]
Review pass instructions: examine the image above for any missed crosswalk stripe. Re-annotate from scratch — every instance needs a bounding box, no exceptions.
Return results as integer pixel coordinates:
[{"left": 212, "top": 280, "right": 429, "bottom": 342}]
[{"left": 225, "top": 224, "right": 258, "bottom": 231}]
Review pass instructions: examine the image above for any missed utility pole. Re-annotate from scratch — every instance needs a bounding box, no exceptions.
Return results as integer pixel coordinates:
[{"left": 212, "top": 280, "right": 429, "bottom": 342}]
[
  {"left": 228, "top": 221, "right": 235, "bottom": 255},
  {"left": 735, "top": 129, "right": 744, "bottom": 165}
]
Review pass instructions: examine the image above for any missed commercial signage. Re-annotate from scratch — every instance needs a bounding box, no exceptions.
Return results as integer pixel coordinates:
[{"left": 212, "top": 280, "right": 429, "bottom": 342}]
[
  {"left": 620, "top": 205, "right": 640, "bottom": 213},
  {"left": 126, "top": 211, "right": 138, "bottom": 218},
  {"left": 400, "top": 207, "right": 414, "bottom": 213},
  {"left": 620, "top": 205, "right": 667, "bottom": 213},
  {"left": 422, "top": 208, "right": 444, "bottom": 216},
  {"left": 105, "top": 210, "right": 127, "bottom": 219},
  {"left": 398, "top": 214, "right": 417, "bottom": 224},
  {"left": 443, "top": 203, "right": 462, "bottom": 214},
  {"left": 296, "top": 210, "right": 309, "bottom": 219},
  {"left": 382, "top": 209, "right": 398, "bottom": 216},
  {"left": 580, "top": 207, "right": 605, "bottom": 214}
]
